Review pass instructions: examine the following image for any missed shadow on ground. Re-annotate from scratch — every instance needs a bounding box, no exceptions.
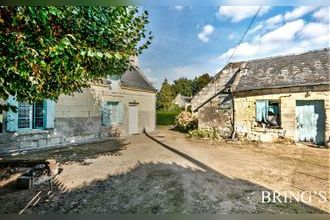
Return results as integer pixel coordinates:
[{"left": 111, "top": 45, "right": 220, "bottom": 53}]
[
  {"left": 0, "top": 139, "right": 128, "bottom": 166},
  {"left": 22, "top": 161, "right": 322, "bottom": 214},
  {"left": 0, "top": 133, "right": 326, "bottom": 214}
]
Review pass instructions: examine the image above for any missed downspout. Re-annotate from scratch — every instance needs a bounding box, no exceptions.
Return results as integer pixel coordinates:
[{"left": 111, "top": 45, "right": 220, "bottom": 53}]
[{"left": 231, "top": 91, "right": 236, "bottom": 140}]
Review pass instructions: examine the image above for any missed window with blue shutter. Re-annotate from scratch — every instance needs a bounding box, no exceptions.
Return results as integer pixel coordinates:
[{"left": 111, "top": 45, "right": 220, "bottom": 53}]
[
  {"left": 255, "top": 100, "right": 281, "bottom": 127},
  {"left": 102, "top": 101, "right": 123, "bottom": 126},
  {"left": 256, "top": 100, "right": 268, "bottom": 122},
  {"left": 44, "top": 100, "right": 55, "bottom": 129},
  {"left": 6, "top": 96, "right": 18, "bottom": 132},
  {"left": 6, "top": 97, "right": 55, "bottom": 131},
  {"left": 102, "top": 102, "right": 111, "bottom": 126}
]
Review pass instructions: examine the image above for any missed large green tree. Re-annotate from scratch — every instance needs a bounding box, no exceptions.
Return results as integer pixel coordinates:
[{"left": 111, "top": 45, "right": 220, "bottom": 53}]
[
  {"left": 172, "top": 77, "right": 193, "bottom": 97},
  {"left": 0, "top": 6, "right": 152, "bottom": 111},
  {"left": 192, "top": 73, "right": 212, "bottom": 96},
  {"left": 156, "top": 78, "right": 175, "bottom": 110}
]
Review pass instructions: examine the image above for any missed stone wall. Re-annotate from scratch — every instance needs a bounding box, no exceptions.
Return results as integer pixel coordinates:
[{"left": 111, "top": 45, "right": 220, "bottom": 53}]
[
  {"left": 90, "top": 84, "right": 156, "bottom": 136},
  {"left": 191, "top": 65, "right": 239, "bottom": 112},
  {"left": 233, "top": 86, "right": 330, "bottom": 144},
  {"left": 198, "top": 96, "right": 233, "bottom": 137},
  {"left": 0, "top": 84, "right": 156, "bottom": 154}
]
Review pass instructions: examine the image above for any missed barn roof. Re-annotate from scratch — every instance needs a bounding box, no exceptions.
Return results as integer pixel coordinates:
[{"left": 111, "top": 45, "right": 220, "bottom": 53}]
[{"left": 234, "top": 48, "right": 330, "bottom": 92}]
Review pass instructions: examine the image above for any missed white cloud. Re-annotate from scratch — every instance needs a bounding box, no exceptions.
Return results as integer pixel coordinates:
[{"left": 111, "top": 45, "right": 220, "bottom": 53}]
[
  {"left": 313, "top": 7, "right": 330, "bottom": 23},
  {"left": 249, "top": 23, "right": 264, "bottom": 34},
  {"left": 249, "top": 14, "right": 284, "bottom": 35},
  {"left": 260, "top": 19, "right": 304, "bottom": 43},
  {"left": 228, "top": 33, "right": 236, "bottom": 40},
  {"left": 198, "top": 25, "right": 214, "bottom": 43},
  {"left": 299, "top": 22, "right": 329, "bottom": 44},
  {"left": 284, "top": 6, "right": 319, "bottom": 21},
  {"left": 219, "top": 18, "right": 328, "bottom": 63},
  {"left": 174, "top": 6, "right": 185, "bottom": 11},
  {"left": 218, "top": 6, "right": 271, "bottom": 22},
  {"left": 266, "top": 14, "right": 283, "bottom": 25}
]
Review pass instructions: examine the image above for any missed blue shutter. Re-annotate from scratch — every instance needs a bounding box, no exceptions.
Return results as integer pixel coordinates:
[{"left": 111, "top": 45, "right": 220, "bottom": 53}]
[
  {"left": 101, "top": 103, "right": 110, "bottom": 126},
  {"left": 118, "top": 102, "right": 124, "bottom": 123},
  {"left": 45, "top": 99, "right": 56, "bottom": 129},
  {"left": 6, "top": 96, "right": 18, "bottom": 132},
  {"left": 256, "top": 100, "right": 268, "bottom": 122}
]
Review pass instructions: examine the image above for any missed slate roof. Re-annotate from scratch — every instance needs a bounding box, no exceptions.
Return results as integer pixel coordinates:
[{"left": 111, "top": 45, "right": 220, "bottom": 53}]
[
  {"left": 179, "top": 94, "right": 192, "bottom": 102},
  {"left": 234, "top": 48, "right": 330, "bottom": 92},
  {"left": 120, "top": 67, "right": 156, "bottom": 92}
]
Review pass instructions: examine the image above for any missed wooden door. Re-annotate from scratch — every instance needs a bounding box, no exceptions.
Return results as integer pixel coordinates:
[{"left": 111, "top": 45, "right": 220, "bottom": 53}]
[
  {"left": 129, "top": 105, "right": 139, "bottom": 134},
  {"left": 296, "top": 100, "right": 325, "bottom": 145}
]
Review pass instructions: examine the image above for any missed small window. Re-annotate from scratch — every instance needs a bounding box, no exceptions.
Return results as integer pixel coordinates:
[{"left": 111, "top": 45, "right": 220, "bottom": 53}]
[
  {"left": 17, "top": 102, "right": 45, "bottom": 130},
  {"left": 256, "top": 100, "right": 281, "bottom": 128},
  {"left": 102, "top": 102, "right": 119, "bottom": 126},
  {"left": 18, "top": 103, "right": 32, "bottom": 129},
  {"left": 219, "top": 94, "right": 232, "bottom": 109},
  {"left": 33, "top": 102, "right": 44, "bottom": 129}
]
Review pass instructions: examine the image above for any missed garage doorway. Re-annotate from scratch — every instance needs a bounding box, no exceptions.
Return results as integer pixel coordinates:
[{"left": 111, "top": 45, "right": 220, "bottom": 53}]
[
  {"left": 296, "top": 100, "right": 325, "bottom": 145},
  {"left": 129, "top": 104, "right": 139, "bottom": 135}
]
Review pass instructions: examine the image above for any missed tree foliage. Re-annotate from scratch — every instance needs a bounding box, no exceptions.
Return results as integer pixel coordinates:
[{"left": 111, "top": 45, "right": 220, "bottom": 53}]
[
  {"left": 192, "top": 73, "right": 212, "bottom": 96},
  {"left": 156, "top": 78, "right": 175, "bottom": 110},
  {"left": 0, "top": 6, "right": 152, "bottom": 110},
  {"left": 156, "top": 74, "right": 213, "bottom": 111},
  {"left": 172, "top": 77, "right": 193, "bottom": 97}
]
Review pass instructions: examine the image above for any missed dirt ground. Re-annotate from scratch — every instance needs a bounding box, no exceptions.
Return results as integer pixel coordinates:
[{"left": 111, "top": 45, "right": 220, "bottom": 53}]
[{"left": 0, "top": 126, "right": 329, "bottom": 214}]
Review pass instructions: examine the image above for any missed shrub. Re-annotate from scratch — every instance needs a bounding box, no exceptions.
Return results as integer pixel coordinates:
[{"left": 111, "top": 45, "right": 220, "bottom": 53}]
[
  {"left": 156, "top": 111, "right": 178, "bottom": 125},
  {"left": 188, "top": 127, "right": 223, "bottom": 140},
  {"left": 168, "top": 103, "right": 183, "bottom": 112},
  {"left": 175, "top": 111, "right": 198, "bottom": 132}
]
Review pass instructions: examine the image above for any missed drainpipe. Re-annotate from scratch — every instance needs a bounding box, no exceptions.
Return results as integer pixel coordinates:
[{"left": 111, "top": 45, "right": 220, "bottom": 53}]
[{"left": 230, "top": 91, "right": 236, "bottom": 140}]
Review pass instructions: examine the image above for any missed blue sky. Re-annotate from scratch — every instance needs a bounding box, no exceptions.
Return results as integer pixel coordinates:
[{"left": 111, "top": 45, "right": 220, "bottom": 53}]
[{"left": 138, "top": 6, "right": 329, "bottom": 89}]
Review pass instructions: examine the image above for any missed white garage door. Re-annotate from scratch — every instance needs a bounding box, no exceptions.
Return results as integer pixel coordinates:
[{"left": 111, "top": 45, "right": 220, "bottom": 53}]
[{"left": 129, "top": 105, "right": 139, "bottom": 135}]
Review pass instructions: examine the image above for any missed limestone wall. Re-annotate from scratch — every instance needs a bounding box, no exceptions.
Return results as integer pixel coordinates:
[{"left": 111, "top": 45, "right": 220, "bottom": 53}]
[
  {"left": 198, "top": 96, "right": 233, "bottom": 137},
  {"left": 191, "top": 67, "right": 238, "bottom": 112},
  {"left": 233, "top": 86, "right": 330, "bottom": 144},
  {"left": 0, "top": 84, "right": 156, "bottom": 154}
]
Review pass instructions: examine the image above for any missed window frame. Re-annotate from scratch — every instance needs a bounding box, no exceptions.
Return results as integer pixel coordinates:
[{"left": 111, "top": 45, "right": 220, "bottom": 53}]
[
  {"left": 255, "top": 99, "right": 281, "bottom": 128},
  {"left": 102, "top": 101, "right": 120, "bottom": 126},
  {"left": 17, "top": 101, "right": 46, "bottom": 131}
]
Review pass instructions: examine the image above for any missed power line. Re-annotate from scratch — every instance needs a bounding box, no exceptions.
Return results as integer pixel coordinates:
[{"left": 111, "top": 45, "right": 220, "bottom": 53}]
[{"left": 225, "top": 6, "right": 262, "bottom": 65}]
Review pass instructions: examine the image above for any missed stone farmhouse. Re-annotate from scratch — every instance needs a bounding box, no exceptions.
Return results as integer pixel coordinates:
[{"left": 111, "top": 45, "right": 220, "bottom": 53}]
[
  {"left": 0, "top": 67, "right": 156, "bottom": 153},
  {"left": 192, "top": 48, "right": 330, "bottom": 146}
]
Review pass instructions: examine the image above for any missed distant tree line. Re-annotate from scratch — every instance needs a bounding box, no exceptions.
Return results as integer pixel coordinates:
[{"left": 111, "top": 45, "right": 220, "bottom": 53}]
[{"left": 156, "top": 73, "right": 212, "bottom": 110}]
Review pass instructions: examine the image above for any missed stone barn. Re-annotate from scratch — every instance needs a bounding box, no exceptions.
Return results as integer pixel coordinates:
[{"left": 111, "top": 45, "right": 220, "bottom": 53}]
[{"left": 192, "top": 48, "right": 330, "bottom": 146}]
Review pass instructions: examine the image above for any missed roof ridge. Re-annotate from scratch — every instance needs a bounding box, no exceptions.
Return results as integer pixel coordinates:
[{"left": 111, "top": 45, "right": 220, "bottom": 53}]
[
  {"left": 229, "top": 47, "right": 330, "bottom": 65},
  {"left": 133, "top": 66, "right": 156, "bottom": 90}
]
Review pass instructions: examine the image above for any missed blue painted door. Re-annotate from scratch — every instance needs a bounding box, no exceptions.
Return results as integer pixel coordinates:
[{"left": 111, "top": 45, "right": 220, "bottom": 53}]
[{"left": 296, "top": 100, "right": 325, "bottom": 145}]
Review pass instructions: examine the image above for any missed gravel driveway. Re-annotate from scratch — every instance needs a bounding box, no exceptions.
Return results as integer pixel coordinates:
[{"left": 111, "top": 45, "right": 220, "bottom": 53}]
[{"left": 0, "top": 127, "right": 328, "bottom": 214}]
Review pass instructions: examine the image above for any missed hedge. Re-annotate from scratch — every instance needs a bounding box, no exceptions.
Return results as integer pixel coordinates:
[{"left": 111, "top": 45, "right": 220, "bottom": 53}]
[{"left": 156, "top": 111, "right": 179, "bottom": 125}]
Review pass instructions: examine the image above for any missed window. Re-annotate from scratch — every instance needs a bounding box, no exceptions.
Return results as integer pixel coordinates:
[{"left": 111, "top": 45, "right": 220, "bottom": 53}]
[
  {"left": 101, "top": 101, "right": 124, "bottom": 126},
  {"left": 33, "top": 102, "right": 45, "bottom": 129},
  {"left": 256, "top": 100, "right": 281, "bottom": 128},
  {"left": 218, "top": 94, "right": 232, "bottom": 109},
  {"left": 17, "top": 102, "right": 45, "bottom": 130},
  {"left": 18, "top": 103, "right": 31, "bottom": 129}
]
